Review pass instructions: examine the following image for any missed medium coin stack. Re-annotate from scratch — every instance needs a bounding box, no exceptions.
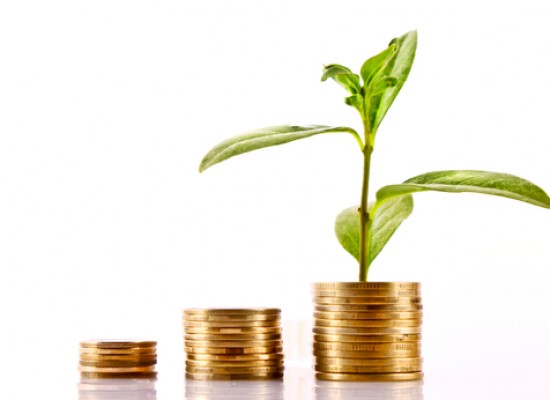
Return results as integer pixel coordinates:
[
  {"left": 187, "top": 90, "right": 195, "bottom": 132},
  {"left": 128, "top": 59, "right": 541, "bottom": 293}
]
[
  {"left": 312, "top": 282, "right": 423, "bottom": 381},
  {"left": 79, "top": 340, "right": 158, "bottom": 379},
  {"left": 184, "top": 308, "right": 284, "bottom": 380}
]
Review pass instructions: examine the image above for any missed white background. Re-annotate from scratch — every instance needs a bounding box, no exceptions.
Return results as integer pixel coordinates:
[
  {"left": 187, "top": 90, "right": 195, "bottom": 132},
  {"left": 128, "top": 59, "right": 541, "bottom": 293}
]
[{"left": 1, "top": 0, "right": 550, "bottom": 398}]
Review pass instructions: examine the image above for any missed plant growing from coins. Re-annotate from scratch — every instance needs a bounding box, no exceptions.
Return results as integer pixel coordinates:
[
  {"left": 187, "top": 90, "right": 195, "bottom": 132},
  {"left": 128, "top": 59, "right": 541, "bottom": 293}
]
[{"left": 199, "top": 31, "right": 550, "bottom": 281}]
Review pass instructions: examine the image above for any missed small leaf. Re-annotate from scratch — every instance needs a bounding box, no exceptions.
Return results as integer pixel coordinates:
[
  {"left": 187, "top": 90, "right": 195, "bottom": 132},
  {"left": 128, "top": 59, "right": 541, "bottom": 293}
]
[
  {"left": 321, "top": 64, "right": 361, "bottom": 95},
  {"left": 199, "top": 125, "right": 360, "bottom": 172},
  {"left": 360, "top": 43, "right": 397, "bottom": 86},
  {"left": 344, "top": 94, "right": 364, "bottom": 114},
  {"left": 367, "top": 30, "right": 417, "bottom": 133},
  {"left": 334, "top": 195, "right": 414, "bottom": 266},
  {"left": 335, "top": 206, "right": 360, "bottom": 262},
  {"left": 369, "top": 76, "right": 399, "bottom": 97},
  {"left": 368, "top": 195, "right": 414, "bottom": 266},
  {"left": 377, "top": 170, "right": 550, "bottom": 209}
]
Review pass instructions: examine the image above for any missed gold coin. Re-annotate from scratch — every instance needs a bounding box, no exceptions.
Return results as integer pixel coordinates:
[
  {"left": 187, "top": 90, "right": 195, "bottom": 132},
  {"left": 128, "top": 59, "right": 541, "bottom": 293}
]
[
  {"left": 315, "top": 319, "right": 421, "bottom": 328},
  {"left": 185, "top": 346, "right": 283, "bottom": 355},
  {"left": 184, "top": 314, "right": 280, "bottom": 322},
  {"left": 315, "top": 363, "right": 422, "bottom": 373},
  {"left": 314, "top": 289, "right": 420, "bottom": 297},
  {"left": 184, "top": 308, "right": 280, "bottom": 315},
  {"left": 315, "top": 372, "right": 424, "bottom": 381},
  {"left": 314, "top": 296, "right": 422, "bottom": 305},
  {"left": 314, "top": 334, "right": 421, "bottom": 343},
  {"left": 80, "top": 372, "right": 158, "bottom": 379},
  {"left": 79, "top": 353, "right": 157, "bottom": 362},
  {"left": 186, "top": 353, "right": 284, "bottom": 362},
  {"left": 186, "top": 372, "right": 283, "bottom": 381},
  {"left": 184, "top": 326, "right": 282, "bottom": 335},
  {"left": 315, "top": 303, "right": 423, "bottom": 312},
  {"left": 184, "top": 320, "right": 279, "bottom": 328},
  {"left": 185, "top": 333, "right": 281, "bottom": 341},
  {"left": 313, "top": 282, "right": 420, "bottom": 290},
  {"left": 314, "top": 356, "right": 422, "bottom": 366},
  {"left": 186, "top": 359, "right": 283, "bottom": 368},
  {"left": 79, "top": 365, "right": 156, "bottom": 373},
  {"left": 314, "top": 311, "right": 423, "bottom": 320},
  {"left": 79, "top": 347, "right": 157, "bottom": 355},
  {"left": 80, "top": 340, "right": 156, "bottom": 349},
  {"left": 185, "top": 339, "right": 283, "bottom": 348},
  {"left": 186, "top": 366, "right": 285, "bottom": 375},
  {"left": 79, "top": 360, "right": 157, "bottom": 367},
  {"left": 313, "top": 348, "right": 421, "bottom": 358},
  {"left": 313, "top": 326, "right": 422, "bottom": 335},
  {"left": 314, "top": 341, "right": 420, "bottom": 352}
]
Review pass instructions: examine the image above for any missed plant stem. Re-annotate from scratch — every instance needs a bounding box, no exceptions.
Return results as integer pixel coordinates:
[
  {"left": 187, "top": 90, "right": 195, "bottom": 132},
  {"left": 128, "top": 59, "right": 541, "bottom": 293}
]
[{"left": 358, "top": 122, "right": 373, "bottom": 281}]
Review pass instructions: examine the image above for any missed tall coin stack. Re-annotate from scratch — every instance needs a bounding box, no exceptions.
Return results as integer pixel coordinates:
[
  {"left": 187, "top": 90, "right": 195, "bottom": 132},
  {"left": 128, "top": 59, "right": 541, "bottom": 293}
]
[
  {"left": 184, "top": 308, "right": 284, "bottom": 380},
  {"left": 79, "top": 340, "right": 158, "bottom": 379},
  {"left": 312, "top": 282, "right": 423, "bottom": 381}
]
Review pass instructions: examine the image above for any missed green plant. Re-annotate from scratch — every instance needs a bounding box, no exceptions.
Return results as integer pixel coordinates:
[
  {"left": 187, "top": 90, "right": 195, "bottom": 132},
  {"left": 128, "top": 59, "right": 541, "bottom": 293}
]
[{"left": 199, "top": 31, "right": 550, "bottom": 281}]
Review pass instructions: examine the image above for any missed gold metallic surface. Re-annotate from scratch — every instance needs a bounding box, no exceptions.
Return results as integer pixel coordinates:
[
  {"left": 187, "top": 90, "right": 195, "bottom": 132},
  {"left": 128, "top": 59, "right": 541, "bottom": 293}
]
[
  {"left": 185, "top": 346, "right": 283, "bottom": 355},
  {"left": 314, "top": 282, "right": 420, "bottom": 290},
  {"left": 314, "top": 311, "right": 423, "bottom": 320},
  {"left": 184, "top": 326, "right": 282, "bottom": 335},
  {"left": 313, "top": 341, "right": 420, "bottom": 352},
  {"left": 315, "top": 303, "right": 423, "bottom": 312},
  {"left": 313, "top": 326, "right": 422, "bottom": 335},
  {"left": 185, "top": 339, "right": 283, "bottom": 348},
  {"left": 314, "top": 318, "right": 421, "bottom": 328},
  {"left": 314, "top": 289, "right": 420, "bottom": 298},
  {"left": 186, "top": 372, "right": 283, "bottom": 381},
  {"left": 80, "top": 372, "right": 158, "bottom": 379},
  {"left": 184, "top": 320, "right": 279, "bottom": 328},
  {"left": 185, "top": 333, "right": 281, "bottom": 341},
  {"left": 186, "top": 353, "right": 284, "bottom": 362},
  {"left": 315, "top": 363, "right": 422, "bottom": 373},
  {"left": 184, "top": 308, "right": 280, "bottom": 315},
  {"left": 80, "top": 347, "right": 157, "bottom": 355},
  {"left": 80, "top": 340, "right": 157, "bottom": 349},
  {"left": 79, "top": 365, "right": 156, "bottom": 373},
  {"left": 315, "top": 372, "right": 424, "bottom": 381},
  {"left": 186, "top": 359, "right": 282, "bottom": 368},
  {"left": 313, "top": 348, "right": 421, "bottom": 358},
  {"left": 314, "top": 333, "right": 421, "bottom": 343},
  {"left": 314, "top": 296, "right": 422, "bottom": 305},
  {"left": 314, "top": 356, "right": 423, "bottom": 366},
  {"left": 186, "top": 366, "right": 285, "bottom": 375}
]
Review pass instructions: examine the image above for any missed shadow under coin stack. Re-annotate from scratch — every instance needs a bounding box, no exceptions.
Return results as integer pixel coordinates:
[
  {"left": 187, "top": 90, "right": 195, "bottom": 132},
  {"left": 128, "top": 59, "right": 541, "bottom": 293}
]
[
  {"left": 184, "top": 308, "right": 284, "bottom": 380},
  {"left": 79, "top": 340, "right": 158, "bottom": 379},
  {"left": 312, "top": 282, "right": 423, "bottom": 381}
]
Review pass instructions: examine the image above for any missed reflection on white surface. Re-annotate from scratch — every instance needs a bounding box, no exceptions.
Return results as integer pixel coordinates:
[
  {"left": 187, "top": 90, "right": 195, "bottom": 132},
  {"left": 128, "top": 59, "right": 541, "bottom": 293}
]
[
  {"left": 78, "top": 378, "right": 157, "bottom": 400},
  {"left": 315, "top": 379, "right": 423, "bottom": 400},
  {"left": 185, "top": 379, "right": 284, "bottom": 399}
]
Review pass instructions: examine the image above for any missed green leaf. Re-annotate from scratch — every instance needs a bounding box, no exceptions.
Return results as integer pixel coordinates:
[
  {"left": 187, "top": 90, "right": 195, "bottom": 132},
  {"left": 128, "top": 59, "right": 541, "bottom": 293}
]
[
  {"left": 321, "top": 64, "right": 361, "bottom": 95},
  {"left": 376, "top": 170, "right": 550, "bottom": 209},
  {"left": 199, "top": 125, "right": 361, "bottom": 172},
  {"left": 369, "top": 76, "right": 399, "bottom": 97},
  {"left": 360, "top": 43, "right": 397, "bottom": 86},
  {"left": 367, "top": 30, "right": 417, "bottom": 133},
  {"left": 334, "top": 195, "right": 414, "bottom": 266}
]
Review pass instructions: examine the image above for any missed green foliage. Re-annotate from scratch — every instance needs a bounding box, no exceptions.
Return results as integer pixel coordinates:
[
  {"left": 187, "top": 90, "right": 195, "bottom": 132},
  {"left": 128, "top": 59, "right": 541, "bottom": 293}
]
[{"left": 199, "top": 31, "right": 550, "bottom": 281}]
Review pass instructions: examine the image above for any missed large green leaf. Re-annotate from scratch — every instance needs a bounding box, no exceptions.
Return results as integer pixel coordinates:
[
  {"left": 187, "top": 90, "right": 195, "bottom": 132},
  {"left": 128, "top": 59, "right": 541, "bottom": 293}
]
[
  {"left": 376, "top": 170, "right": 550, "bottom": 209},
  {"left": 335, "top": 195, "right": 414, "bottom": 265},
  {"left": 199, "top": 125, "right": 360, "bottom": 172},
  {"left": 367, "top": 30, "right": 417, "bottom": 133}
]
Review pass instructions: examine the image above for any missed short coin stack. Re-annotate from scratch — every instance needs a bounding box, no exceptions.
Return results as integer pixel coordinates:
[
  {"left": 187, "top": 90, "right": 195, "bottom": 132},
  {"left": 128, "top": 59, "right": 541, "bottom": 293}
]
[
  {"left": 312, "top": 282, "right": 423, "bottom": 381},
  {"left": 79, "top": 340, "right": 157, "bottom": 379},
  {"left": 184, "top": 308, "right": 284, "bottom": 380}
]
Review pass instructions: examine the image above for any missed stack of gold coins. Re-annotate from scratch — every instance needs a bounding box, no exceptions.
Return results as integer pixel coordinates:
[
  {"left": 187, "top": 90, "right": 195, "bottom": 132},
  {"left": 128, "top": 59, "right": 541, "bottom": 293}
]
[
  {"left": 184, "top": 308, "right": 284, "bottom": 380},
  {"left": 312, "top": 282, "right": 423, "bottom": 381},
  {"left": 79, "top": 340, "right": 157, "bottom": 379}
]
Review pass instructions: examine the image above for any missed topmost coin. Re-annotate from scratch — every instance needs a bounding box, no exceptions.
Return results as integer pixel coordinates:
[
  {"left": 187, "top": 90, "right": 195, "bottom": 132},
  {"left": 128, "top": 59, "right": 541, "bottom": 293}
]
[
  {"left": 313, "top": 283, "right": 420, "bottom": 290},
  {"left": 80, "top": 340, "right": 157, "bottom": 349},
  {"left": 184, "top": 309, "right": 280, "bottom": 315}
]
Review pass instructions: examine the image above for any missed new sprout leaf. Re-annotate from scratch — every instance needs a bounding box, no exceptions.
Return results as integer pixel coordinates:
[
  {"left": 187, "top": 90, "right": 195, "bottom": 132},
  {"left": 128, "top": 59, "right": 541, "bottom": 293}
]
[
  {"left": 335, "top": 195, "right": 414, "bottom": 266},
  {"left": 376, "top": 170, "right": 550, "bottom": 209},
  {"left": 335, "top": 206, "right": 360, "bottom": 262},
  {"left": 368, "top": 30, "right": 417, "bottom": 133},
  {"left": 360, "top": 43, "right": 397, "bottom": 86},
  {"left": 368, "top": 195, "right": 414, "bottom": 266},
  {"left": 199, "top": 125, "right": 361, "bottom": 172},
  {"left": 369, "top": 76, "right": 399, "bottom": 97},
  {"left": 321, "top": 64, "right": 361, "bottom": 95}
]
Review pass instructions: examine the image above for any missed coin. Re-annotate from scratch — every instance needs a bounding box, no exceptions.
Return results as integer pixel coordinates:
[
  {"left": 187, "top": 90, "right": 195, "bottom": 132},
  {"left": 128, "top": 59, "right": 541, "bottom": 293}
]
[
  {"left": 184, "top": 320, "right": 279, "bottom": 328},
  {"left": 315, "top": 303, "right": 423, "bottom": 312},
  {"left": 314, "top": 296, "right": 422, "bottom": 305},
  {"left": 80, "top": 360, "right": 157, "bottom": 367},
  {"left": 79, "top": 347, "right": 157, "bottom": 355},
  {"left": 185, "top": 339, "right": 283, "bottom": 348},
  {"left": 315, "top": 363, "right": 422, "bottom": 373},
  {"left": 314, "top": 326, "right": 422, "bottom": 335},
  {"left": 79, "top": 365, "right": 156, "bottom": 373},
  {"left": 80, "top": 372, "right": 158, "bottom": 379},
  {"left": 184, "top": 326, "right": 282, "bottom": 335},
  {"left": 315, "top": 372, "right": 424, "bottom": 381},
  {"left": 186, "top": 353, "right": 284, "bottom": 362},
  {"left": 314, "top": 319, "right": 421, "bottom": 328},
  {"left": 186, "top": 359, "right": 283, "bottom": 368},
  {"left": 314, "top": 282, "right": 420, "bottom": 290},
  {"left": 314, "top": 334, "right": 421, "bottom": 343},
  {"left": 313, "top": 341, "right": 420, "bottom": 352},
  {"left": 185, "top": 346, "right": 283, "bottom": 355},
  {"left": 185, "top": 333, "right": 281, "bottom": 341},
  {"left": 184, "top": 308, "right": 280, "bottom": 315},
  {"left": 314, "top": 289, "right": 420, "bottom": 297},
  {"left": 186, "top": 366, "right": 285, "bottom": 375},
  {"left": 184, "top": 314, "right": 280, "bottom": 322},
  {"left": 79, "top": 354, "right": 157, "bottom": 362},
  {"left": 313, "top": 348, "right": 421, "bottom": 358},
  {"left": 314, "top": 356, "right": 422, "bottom": 366},
  {"left": 186, "top": 372, "right": 283, "bottom": 381},
  {"left": 80, "top": 340, "right": 157, "bottom": 349},
  {"left": 314, "top": 311, "right": 423, "bottom": 320}
]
